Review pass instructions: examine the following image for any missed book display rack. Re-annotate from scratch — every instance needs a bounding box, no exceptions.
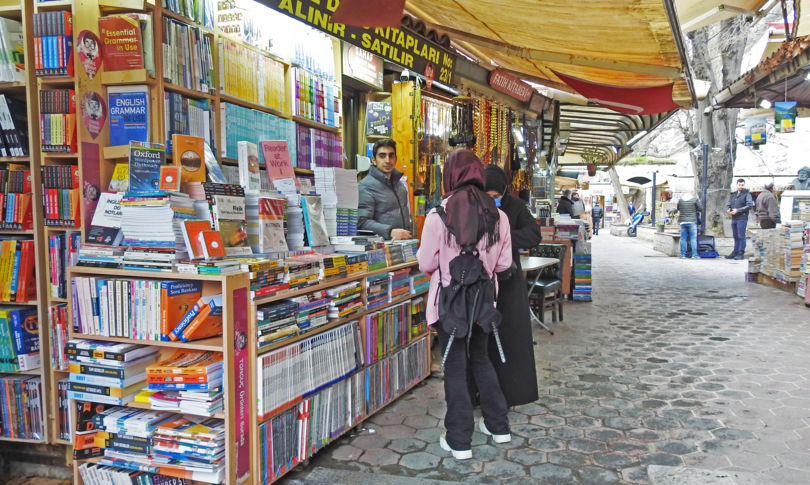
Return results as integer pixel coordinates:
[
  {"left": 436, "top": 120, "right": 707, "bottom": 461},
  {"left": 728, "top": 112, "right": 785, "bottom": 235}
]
[{"left": 0, "top": 0, "right": 432, "bottom": 481}]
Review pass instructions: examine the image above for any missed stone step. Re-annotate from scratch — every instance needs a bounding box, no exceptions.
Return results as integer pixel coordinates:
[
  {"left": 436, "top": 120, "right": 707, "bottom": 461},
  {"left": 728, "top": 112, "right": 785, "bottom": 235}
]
[{"left": 647, "top": 466, "right": 779, "bottom": 485}]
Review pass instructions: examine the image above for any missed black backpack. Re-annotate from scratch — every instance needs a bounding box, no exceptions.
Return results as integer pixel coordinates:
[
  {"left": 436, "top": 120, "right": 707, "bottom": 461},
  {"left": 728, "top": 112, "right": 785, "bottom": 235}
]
[{"left": 434, "top": 207, "right": 505, "bottom": 369}]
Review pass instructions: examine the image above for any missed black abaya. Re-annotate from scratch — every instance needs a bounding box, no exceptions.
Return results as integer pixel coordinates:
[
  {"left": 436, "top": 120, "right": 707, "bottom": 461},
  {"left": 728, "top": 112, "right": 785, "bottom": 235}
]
[{"left": 489, "top": 194, "right": 541, "bottom": 407}]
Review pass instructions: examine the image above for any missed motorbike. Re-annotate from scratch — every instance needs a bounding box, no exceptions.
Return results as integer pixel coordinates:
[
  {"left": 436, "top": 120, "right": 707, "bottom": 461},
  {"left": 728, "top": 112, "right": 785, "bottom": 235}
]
[{"left": 627, "top": 211, "right": 650, "bottom": 237}]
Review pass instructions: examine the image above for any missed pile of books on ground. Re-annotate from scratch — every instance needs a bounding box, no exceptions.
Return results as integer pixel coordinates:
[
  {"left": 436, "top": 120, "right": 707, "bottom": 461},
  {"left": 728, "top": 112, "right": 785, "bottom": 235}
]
[
  {"left": 326, "top": 282, "right": 364, "bottom": 320},
  {"left": 409, "top": 272, "right": 430, "bottom": 294},
  {"left": 142, "top": 350, "right": 224, "bottom": 417},
  {"left": 66, "top": 340, "right": 159, "bottom": 405},
  {"left": 783, "top": 221, "right": 804, "bottom": 282},
  {"left": 0, "top": 306, "right": 40, "bottom": 371},
  {"left": 573, "top": 253, "right": 592, "bottom": 301},
  {"left": 389, "top": 268, "right": 411, "bottom": 301},
  {"left": 120, "top": 191, "right": 195, "bottom": 271},
  {"left": 365, "top": 272, "right": 389, "bottom": 311},
  {"left": 0, "top": 374, "right": 44, "bottom": 440}
]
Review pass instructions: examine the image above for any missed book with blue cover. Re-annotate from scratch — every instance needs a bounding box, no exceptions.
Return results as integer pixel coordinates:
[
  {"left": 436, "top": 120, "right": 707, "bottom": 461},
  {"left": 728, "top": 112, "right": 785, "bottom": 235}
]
[
  {"left": 128, "top": 142, "right": 165, "bottom": 192},
  {"left": 9, "top": 307, "right": 38, "bottom": 355},
  {"left": 108, "top": 85, "right": 150, "bottom": 146}
]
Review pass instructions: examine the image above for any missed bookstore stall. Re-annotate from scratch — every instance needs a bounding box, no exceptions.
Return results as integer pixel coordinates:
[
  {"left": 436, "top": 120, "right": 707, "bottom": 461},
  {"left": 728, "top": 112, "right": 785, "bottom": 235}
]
[{"left": 0, "top": 0, "right": 437, "bottom": 483}]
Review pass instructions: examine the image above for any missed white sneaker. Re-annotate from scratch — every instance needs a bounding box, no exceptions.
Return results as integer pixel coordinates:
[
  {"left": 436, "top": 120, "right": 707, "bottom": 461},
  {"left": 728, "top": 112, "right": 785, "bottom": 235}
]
[
  {"left": 439, "top": 432, "right": 473, "bottom": 460},
  {"left": 479, "top": 417, "right": 511, "bottom": 444}
]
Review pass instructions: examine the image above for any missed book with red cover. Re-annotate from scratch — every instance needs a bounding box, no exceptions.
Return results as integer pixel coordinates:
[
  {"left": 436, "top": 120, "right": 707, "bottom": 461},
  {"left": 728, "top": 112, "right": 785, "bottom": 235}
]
[
  {"left": 181, "top": 220, "right": 211, "bottom": 259},
  {"left": 159, "top": 165, "right": 181, "bottom": 191},
  {"left": 198, "top": 231, "right": 226, "bottom": 260},
  {"left": 98, "top": 15, "right": 144, "bottom": 71}
]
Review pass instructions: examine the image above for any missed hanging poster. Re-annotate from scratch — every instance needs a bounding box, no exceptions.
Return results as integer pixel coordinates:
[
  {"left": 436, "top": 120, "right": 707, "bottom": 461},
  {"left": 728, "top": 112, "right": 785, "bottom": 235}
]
[
  {"left": 365, "top": 101, "right": 392, "bottom": 136},
  {"left": 744, "top": 117, "right": 767, "bottom": 146},
  {"left": 77, "top": 30, "right": 102, "bottom": 80},
  {"left": 775, "top": 101, "right": 797, "bottom": 134},
  {"left": 81, "top": 91, "right": 106, "bottom": 140}
]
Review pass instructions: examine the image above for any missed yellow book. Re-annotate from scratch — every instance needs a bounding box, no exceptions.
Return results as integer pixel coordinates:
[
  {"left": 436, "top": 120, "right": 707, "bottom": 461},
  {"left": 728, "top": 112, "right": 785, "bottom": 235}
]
[
  {"left": 134, "top": 389, "right": 158, "bottom": 403},
  {"left": 0, "top": 241, "right": 10, "bottom": 300},
  {"left": 108, "top": 163, "right": 130, "bottom": 192}
]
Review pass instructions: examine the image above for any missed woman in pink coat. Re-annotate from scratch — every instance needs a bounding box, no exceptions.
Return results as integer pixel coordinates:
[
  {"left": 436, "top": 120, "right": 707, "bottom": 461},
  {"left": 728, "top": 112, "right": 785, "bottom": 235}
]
[{"left": 417, "top": 150, "right": 513, "bottom": 460}]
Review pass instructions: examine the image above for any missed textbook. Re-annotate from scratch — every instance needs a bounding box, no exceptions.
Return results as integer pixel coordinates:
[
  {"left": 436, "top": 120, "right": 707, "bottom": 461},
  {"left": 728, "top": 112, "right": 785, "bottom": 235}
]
[
  {"left": 171, "top": 135, "right": 205, "bottom": 184},
  {"left": 168, "top": 295, "right": 216, "bottom": 341},
  {"left": 68, "top": 352, "right": 159, "bottom": 379},
  {"left": 98, "top": 15, "right": 144, "bottom": 71},
  {"left": 69, "top": 370, "right": 147, "bottom": 389},
  {"left": 177, "top": 294, "right": 223, "bottom": 343},
  {"left": 237, "top": 141, "right": 260, "bottom": 193},
  {"left": 65, "top": 340, "right": 160, "bottom": 363},
  {"left": 146, "top": 350, "right": 222, "bottom": 376},
  {"left": 108, "top": 86, "right": 151, "bottom": 146},
  {"left": 128, "top": 141, "right": 165, "bottom": 191},
  {"left": 108, "top": 163, "right": 130, "bottom": 192},
  {"left": 158, "top": 280, "right": 202, "bottom": 341},
  {"left": 85, "top": 192, "right": 124, "bottom": 246}
]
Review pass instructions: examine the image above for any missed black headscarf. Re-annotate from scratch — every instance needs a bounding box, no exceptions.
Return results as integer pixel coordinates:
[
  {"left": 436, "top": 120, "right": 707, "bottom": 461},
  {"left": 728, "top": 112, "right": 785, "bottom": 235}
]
[
  {"left": 484, "top": 164, "right": 508, "bottom": 196},
  {"left": 442, "top": 150, "right": 500, "bottom": 250}
]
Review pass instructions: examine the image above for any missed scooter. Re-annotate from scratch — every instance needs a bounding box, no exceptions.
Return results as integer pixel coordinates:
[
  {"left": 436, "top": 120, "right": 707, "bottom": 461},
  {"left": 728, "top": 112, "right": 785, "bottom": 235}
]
[{"left": 627, "top": 211, "right": 650, "bottom": 237}]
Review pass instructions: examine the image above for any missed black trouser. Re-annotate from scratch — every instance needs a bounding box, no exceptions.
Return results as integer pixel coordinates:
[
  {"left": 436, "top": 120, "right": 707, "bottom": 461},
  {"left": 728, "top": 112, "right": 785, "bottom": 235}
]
[
  {"left": 760, "top": 218, "right": 778, "bottom": 229},
  {"left": 436, "top": 323, "right": 509, "bottom": 450},
  {"left": 593, "top": 218, "right": 601, "bottom": 234}
]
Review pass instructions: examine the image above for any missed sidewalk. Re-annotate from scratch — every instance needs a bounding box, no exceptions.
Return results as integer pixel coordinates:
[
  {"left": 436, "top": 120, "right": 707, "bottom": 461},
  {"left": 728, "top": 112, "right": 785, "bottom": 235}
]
[{"left": 285, "top": 234, "right": 810, "bottom": 484}]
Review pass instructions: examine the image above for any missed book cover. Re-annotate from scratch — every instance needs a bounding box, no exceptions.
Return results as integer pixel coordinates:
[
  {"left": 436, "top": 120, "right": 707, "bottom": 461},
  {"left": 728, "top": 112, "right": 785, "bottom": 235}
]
[
  {"left": 365, "top": 101, "right": 392, "bottom": 136},
  {"left": 171, "top": 135, "right": 205, "bottom": 184},
  {"left": 128, "top": 142, "right": 165, "bottom": 192},
  {"left": 259, "top": 140, "right": 294, "bottom": 181},
  {"left": 9, "top": 307, "right": 38, "bottom": 355},
  {"left": 98, "top": 15, "right": 144, "bottom": 71},
  {"left": 159, "top": 166, "right": 181, "bottom": 191},
  {"left": 237, "top": 141, "right": 260, "bottom": 193},
  {"left": 198, "top": 231, "right": 226, "bottom": 260},
  {"left": 108, "top": 85, "right": 150, "bottom": 146},
  {"left": 180, "top": 220, "right": 211, "bottom": 260},
  {"left": 108, "top": 163, "right": 129, "bottom": 192},
  {"left": 180, "top": 294, "right": 223, "bottom": 342},
  {"left": 85, "top": 192, "right": 123, "bottom": 246},
  {"left": 146, "top": 350, "right": 223, "bottom": 374},
  {"left": 159, "top": 280, "right": 203, "bottom": 342}
]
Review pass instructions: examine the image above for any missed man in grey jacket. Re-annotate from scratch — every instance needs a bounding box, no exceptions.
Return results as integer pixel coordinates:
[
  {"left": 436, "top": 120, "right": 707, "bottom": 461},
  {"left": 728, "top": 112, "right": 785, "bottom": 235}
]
[
  {"left": 755, "top": 182, "right": 780, "bottom": 229},
  {"left": 358, "top": 139, "right": 412, "bottom": 240}
]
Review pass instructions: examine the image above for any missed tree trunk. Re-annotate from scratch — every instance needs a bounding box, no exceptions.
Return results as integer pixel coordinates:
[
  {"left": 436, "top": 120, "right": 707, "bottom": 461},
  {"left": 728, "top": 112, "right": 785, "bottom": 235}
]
[{"left": 609, "top": 167, "right": 630, "bottom": 223}]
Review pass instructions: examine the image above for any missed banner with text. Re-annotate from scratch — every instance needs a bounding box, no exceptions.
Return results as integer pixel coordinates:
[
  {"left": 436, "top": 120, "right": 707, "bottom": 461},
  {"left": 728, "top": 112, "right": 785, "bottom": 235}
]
[{"left": 263, "top": 0, "right": 455, "bottom": 84}]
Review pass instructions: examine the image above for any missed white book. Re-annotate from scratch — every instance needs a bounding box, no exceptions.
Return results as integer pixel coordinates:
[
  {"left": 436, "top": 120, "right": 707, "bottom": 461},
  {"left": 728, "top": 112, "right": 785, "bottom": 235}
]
[
  {"left": 237, "top": 141, "right": 261, "bottom": 193},
  {"left": 89, "top": 278, "right": 100, "bottom": 332}
]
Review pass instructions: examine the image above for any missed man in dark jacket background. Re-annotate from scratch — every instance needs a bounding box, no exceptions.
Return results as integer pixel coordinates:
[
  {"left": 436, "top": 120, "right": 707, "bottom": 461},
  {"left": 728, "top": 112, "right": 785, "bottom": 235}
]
[
  {"left": 358, "top": 139, "right": 412, "bottom": 240},
  {"left": 557, "top": 190, "right": 574, "bottom": 217},
  {"left": 755, "top": 182, "right": 780, "bottom": 229},
  {"left": 726, "top": 179, "right": 754, "bottom": 260},
  {"left": 591, "top": 202, "right": 603, "bottom": 235}
]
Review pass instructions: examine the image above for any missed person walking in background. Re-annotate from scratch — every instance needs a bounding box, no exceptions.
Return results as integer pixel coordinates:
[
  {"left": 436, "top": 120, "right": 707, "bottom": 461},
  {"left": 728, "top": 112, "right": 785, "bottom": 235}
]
[
  {"left": 726, "top": 179, "right": 754, "bottom": 260},
  {"left": 557, "top": 189, "right": 574, "bottom": 216},
  {"left": 676, "top": 191, "right": 702, "bottom": 259},
  {"left": 417, "top": 151, "right": 513, "bottom": 460},
  {"left": 755, "top": 182, "right": 780, "bottom": 229},
  {"left": 591, "top": 202, "right": 603, "bottom": 235},
  {"left": 483, "top": 164, "right": 541, "bottom": 408},
  {"left": 571, "top": 191, "right": 585, "bottom": 219}
]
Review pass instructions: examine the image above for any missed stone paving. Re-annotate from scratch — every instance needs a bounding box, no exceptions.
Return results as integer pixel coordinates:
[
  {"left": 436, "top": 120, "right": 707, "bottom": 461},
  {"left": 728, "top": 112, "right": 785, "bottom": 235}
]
[{"left": 283, "top": 234, "right": 810, "bottom": 485}]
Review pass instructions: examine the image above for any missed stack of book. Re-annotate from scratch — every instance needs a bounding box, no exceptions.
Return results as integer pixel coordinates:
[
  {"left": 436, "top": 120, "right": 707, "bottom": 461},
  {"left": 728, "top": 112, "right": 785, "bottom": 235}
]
[
  {"left": 272, "top": 179, "right": 306, "bottom": 248},
  {"left": 291, "top": 290, "right": 330, "bottom": 332},
  {"left": 313, "top": 168, "right": 358, "bottom": 236},
  {"left": 40, "top": 89, "right": 76, "bottom": 153},
  {"left": 238, "top": 257, "right": 289, "bottom": 300},
  {"left": 162, "top": 17, "right": 214, "bottom": 94},
  {"left": 0, "top": 238, "right": 36, "bottom": 303},
  {"left": 396, "top": 240, "right": 419, "bottom": 263},
  {"left": 409, "top": 272, "right": 430, "bottom": 294},
  {"left": 55, "top": 379, "right": 72, "bottom": 442},
  {"left": 291, "top": 68, "right": 340, "bottom": 128},
  {"left": 0, "top": 375, "right": 43, "bottom": 440},
  {"left": 0, "top": 166, "right": 33, "bottom": 229},
  {"left": 256, "top": 300, "right": 299, "bottom": 348},
  {"left": 32, "top": 11, "right": 74, "bottom": 78},
  {"left": 167, "top": 294, "right": 224, "bottom": 343},
  {"left": 78, "top": 463, "right": 188, "bottom": 485},
  {"left": 0, "top": 306, "right": 40, "bottom": 371},
  {"left": 218, "top": 37, "right": 285, "bottom": 111},
  {"left": 246, "top": 195, "right": 288, "bottom": 253},
  {"left": 77, "top": 244, "right": 123, "bottom": 270},
  {"left": 220, "top": 103, "right": 296, "bottom": 162},
  {"left": 573, "top": 253, "right": 592, "bottom": 301},
  {"left": 66, "top": 340, "right": 160, "bottom": 405},
  {"left": 385, "top": 244, "right": 405, "bottom": 267},
  {"left": 284, "top": 255, "right": 321, "bottom": 292},
  {"left": 364, "top": 301, "right": 410, "bottom": 364},
  {"left": 331, "top": 236, "right": 384, "bottom": 254},
  {"left": 320, "top": 253, "right": 348, "bottom": 281},
  {"left": 176, "top": 259, "right": 241, "bottom": 276},
  {"left": 42, "top": 165, "right": 81, "bottom": 226},
  {"left": 192, "top": 190, "right": 251, "bottom": 257},
  {"left": 47, "top": 302, "right": 69, "bottom": 371},
  {"left": 388, "top": 268, "right": 410, "bottom": 301},
  {"left": 326, "top": 281, "right": 364, "bottom": 319},
  {"left": 344, "top": 252, "right": 369, "bottom": 276},
  {"left": 783, "top": 221, "right": 804, "bottom": 281},
  {"left": 365, "top": 273, "right": 389, "bottom": 311},
  {"left": 164, "top": 93, "right": 215, "bottom": 154},
  {"left": 49, "top": 231, "right": 80, "bottom": 294},
  {"left": 144, "top": 350, "right": 224, "bottom": 416},
  {"left": 0, "top": 17, "right": 24, "bottom": 83},
  {"left": 151, "top": 415, "right": 226, "bottom": 483},
  {"left": 120, "top": 191, "right": 195, "bottom": 271},
  {"left": 70, "top": 277, "right": 203, "bottom": 341}
]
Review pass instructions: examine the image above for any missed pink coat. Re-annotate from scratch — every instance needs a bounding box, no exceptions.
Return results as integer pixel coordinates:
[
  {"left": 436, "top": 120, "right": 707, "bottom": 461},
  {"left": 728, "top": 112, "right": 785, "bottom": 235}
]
[{"left": 416, "top": 199, "right": 513, "bottom": 325}]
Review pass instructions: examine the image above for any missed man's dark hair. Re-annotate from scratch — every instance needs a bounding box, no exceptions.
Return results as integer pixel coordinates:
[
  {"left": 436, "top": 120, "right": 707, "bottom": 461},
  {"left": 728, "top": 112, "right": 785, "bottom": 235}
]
[
  {"left": 737, "top": 178, "right": 745, "bottom": 184},
  {"left": 372, "top": 139, "right": 396, "bottom": 158}
]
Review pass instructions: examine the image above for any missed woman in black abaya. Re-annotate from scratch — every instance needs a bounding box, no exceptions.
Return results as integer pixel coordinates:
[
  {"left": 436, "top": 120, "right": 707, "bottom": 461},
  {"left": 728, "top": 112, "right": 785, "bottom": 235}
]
[{"left": 483, "top": 165, "right": 541, "bottom": 407}]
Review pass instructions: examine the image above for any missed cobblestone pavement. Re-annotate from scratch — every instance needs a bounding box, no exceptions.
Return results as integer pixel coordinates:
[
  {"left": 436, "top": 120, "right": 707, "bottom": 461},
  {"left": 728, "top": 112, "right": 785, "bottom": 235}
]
[{"left": 286, "top": 234, "right": 810, "bottom": 484}]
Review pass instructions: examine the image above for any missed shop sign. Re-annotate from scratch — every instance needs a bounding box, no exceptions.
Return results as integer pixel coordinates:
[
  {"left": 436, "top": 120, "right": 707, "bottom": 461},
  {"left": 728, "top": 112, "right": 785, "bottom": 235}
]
[
  {"left": 528, "top": 92, "right": 549, "bottom": 115},
  {"left": 265, "top": 0, "right": 455, "bottom": 84},
  {"left": 488, "top": 69, "right": 533, "bottom": 102},
  {"left": 343, "top": 43, "right": 383, "bottom": 89}
]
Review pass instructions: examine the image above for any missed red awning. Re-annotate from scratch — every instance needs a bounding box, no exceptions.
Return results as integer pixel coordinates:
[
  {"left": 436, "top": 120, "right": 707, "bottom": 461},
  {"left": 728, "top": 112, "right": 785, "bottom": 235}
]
[{"left": 554, "top": 71, "right": 682, "bottom": 115}]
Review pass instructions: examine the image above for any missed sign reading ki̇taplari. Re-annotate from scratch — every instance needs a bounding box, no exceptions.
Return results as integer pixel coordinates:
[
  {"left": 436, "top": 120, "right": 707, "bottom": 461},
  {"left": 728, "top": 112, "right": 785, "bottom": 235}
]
[{"left": 266, "top": 0, "right": 456, "bottom": 84}]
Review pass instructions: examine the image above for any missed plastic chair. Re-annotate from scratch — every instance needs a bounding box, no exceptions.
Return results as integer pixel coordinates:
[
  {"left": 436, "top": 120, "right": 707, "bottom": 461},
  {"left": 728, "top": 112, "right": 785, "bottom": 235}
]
[{"left": 527, "top": 244, "right": 567, "bottom": 324}]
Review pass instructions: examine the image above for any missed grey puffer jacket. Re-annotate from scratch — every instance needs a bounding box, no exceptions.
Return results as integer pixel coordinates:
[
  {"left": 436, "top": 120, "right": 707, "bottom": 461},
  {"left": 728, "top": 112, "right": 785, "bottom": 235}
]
[
  {"left": 677, "top": 197, "right": 703, "bottom": 224},
  {"left": 358, "top": 165, "right": 411, "bottom": 238}
]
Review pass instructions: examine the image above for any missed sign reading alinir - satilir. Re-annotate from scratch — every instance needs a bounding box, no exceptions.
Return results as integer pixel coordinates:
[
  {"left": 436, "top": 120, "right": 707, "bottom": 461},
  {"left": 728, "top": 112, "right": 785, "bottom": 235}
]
[
  {"left": 488, "top": 69, "right": 533, "bottom": 102},
  {"left": 263, "top": 0, "right": 455, "bottom": 84}
]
